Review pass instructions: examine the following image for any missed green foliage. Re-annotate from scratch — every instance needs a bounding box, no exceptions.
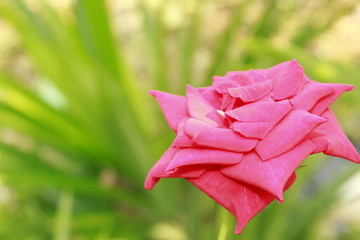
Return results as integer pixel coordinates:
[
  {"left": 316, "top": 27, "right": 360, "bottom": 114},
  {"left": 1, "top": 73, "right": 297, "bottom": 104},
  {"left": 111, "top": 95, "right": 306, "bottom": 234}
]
[{"left": 0, "top": 0, "right": 359, "bottom": 239}]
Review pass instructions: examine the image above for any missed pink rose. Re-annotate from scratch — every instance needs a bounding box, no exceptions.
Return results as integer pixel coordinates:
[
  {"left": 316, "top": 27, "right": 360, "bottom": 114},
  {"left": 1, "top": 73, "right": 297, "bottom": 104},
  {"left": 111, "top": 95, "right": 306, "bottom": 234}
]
[{"left": 144, "top": 59, "right": 360, "bottom": 234}]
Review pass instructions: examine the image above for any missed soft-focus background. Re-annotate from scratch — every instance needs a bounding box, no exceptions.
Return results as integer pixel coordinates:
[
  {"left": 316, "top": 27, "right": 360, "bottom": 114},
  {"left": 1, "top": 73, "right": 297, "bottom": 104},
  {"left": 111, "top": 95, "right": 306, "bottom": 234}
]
[{"left": 0, "top": 0, "right": 359, "bottom": 239}]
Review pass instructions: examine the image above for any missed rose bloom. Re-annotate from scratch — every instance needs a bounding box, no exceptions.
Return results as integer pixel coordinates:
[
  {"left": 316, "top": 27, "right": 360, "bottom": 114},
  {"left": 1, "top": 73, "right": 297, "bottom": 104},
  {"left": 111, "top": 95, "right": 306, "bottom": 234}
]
[{"left": 144, "top": 60, "right": 360, "bottom": 234}]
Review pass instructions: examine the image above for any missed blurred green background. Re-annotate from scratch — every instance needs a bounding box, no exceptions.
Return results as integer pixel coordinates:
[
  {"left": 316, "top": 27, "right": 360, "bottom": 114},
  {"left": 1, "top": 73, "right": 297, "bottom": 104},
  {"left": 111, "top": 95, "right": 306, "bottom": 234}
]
[{"left": 0, "top": 0, "right": 359, "bottom": 239}]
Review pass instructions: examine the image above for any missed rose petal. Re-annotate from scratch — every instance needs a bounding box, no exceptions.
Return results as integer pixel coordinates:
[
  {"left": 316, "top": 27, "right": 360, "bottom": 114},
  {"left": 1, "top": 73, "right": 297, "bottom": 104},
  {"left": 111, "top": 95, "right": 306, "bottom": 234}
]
[
  {"left": 197, "top": 87, "right": 222, "bottom": 109},
  {"left": 265, "top": 60, "right": 292, "bottom": 79},
  {"left": 221, "top": 139, "right": 315, "bottom": 201},
  {"left": 224, "top": 71, "right": 254, "bottom": 86},
  {"left": 172, "top": 133, "right": 194, "bottom": 148},
  {"left": 308, "top": 109, "right": 360, "bottom": 163},
  {"left": 187, "top": 169, "right": 296, "bottom": 234},
  {"left": 166, "top": 148, "right": 243, "bottom": 173},
  {"left": 291, "top": 81, "right": 335, "bottom": 111},
  {"left": 228, "top": 79, "right": 273, "bottom": 102},
  {"left": 256, "top": 110, "right": 327, "bottom": 160},
  {"left": 225, "top": 69, "right": 267, "bottom": 83},
  {"left": 213, "top": 77, "right": 239, "bottom": 94},
  {"left": 310, "top": 83, "right": 354, "bottom": 115},
  {"left": 268, "top": 59, "right": 305, "bottom": 100},
  {"left": 186, "top": 85, "right": 225, "bottom": 127},
  {"left": 172, "top": 119, "right": 195, "bottom": 148},
  {"left": 230, "top": 121, "right": 271, "bottom": 139},
  {"left": 226, "top": 98, "right": 275, "bottom": 122},
  {"left": 184, "top": 118, "right": 258, "bottom": 152},
  {"left": 144, "top": 146, "right": 209, "bottom": 190},
  {"left": 221, "top": 93, "right": 237, "bottom": 111},
  {"left": 248, "top": 69, "right": 267, "bottom": 83},
  {"left": 144, "top": 147, "right": 176, "bottom": 190},
  {"left": 149, "top": 90, "right": 187, "bottom": 131},
  {"left": 269, "top": 99, "right": 293, "bottom": 127},
  {"left": 229, "top": 99, "right": 292, "bottom": 139},
  {"left": 225, "top": 71, "right": 251, "bottom": 83}
]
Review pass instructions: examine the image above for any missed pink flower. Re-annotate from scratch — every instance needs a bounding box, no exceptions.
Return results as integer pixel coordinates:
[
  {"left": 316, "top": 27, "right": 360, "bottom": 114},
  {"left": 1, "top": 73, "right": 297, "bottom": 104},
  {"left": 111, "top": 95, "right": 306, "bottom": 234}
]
[{"left": 144, "top": 59, "right": 360, "bottom": 234}]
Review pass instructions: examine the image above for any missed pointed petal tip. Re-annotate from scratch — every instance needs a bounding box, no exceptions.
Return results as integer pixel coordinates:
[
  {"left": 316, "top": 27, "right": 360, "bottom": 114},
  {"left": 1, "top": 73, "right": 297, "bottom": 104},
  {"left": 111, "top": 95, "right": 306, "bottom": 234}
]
[
  {"left": 289, "top": 59, "right": 303, "bottom": 69},
  {"left": 149, "top": 90, "right": 168, "bottom": 98},
  {"left": 274, "top": 186, "right": 285, "bottom": 203},
  {"left": 342, "top": 151, "right": 360, "bottom": 164},
  {"left": 186, "top": 84, "right": 200, "bottom": 97},
  {"left": 234, "top": 221, "right": 246, "bottom": 235},
  {"left": 144, "top": 184, "right": 154, "bottom": 190},
  {"left": 352, "top": 155, "right": 360, "bottom": 164},
  {"left": 276, "top": 195, "right": 284, "bottom": 203},
  {"left": 290, "top": 58, "right": 300, "bottom": 65},
  {"left": 186, "top": 84, "right": 195, "bottom": 91},
  {"left": 338, "top": 83, "right": 355, "bottom": 91},
  {"left": 144, "top": 177, "right": 157, "bottom": 190},
  {"left": 149, "top": 90, "right": 157, "bottom": 97}
]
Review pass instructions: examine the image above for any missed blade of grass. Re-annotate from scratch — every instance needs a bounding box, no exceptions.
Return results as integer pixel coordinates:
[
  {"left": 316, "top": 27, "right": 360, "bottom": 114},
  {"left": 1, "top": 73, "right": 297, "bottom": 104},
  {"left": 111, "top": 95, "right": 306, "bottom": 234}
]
[
  {"left": 206, "top": 0, "right": 252, "bottom": 81},
  {"left": 53, "top": 190, "right": 73, "bottom": 240},
  {"left": 138, "top": 2, "right": 168, "bottom": 91},
  {"left": 0, "top": 141, "right": 151, "bottom": 210}
]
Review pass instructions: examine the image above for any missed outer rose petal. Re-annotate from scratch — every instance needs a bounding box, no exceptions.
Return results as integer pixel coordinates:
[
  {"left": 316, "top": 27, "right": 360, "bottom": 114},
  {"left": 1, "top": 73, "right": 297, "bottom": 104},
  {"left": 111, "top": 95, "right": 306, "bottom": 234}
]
[
  {"left": 186, "top": 85, "right": 225, "bottom": 127},
  {"left": 256, "top": 110, "right": 327, "bottom": 160},
  {"left": 265, "top": 60, "right": 292, "bottom": 78},
  {"left": 144, "top": 146, "right": 209, "bottom": 190},
  {"left": 144, "top": 147, "right": 176, "bottom": 190},
  {"left": 172, "top": 132, "right": 194, "bottom": 148},
  {"left": 268, "top": 59, "right": 306, "bottom": 100},
  {"left": 291, "top": 81, "right": 335, "bottom": 111},
  {"left": 221, "top": 139, "right": 315, "bottom": 201},
  {"left": 308, "top": 109, "right": 360, "bottom": 163},
  {"left": 310, "top": 83, "right": 354, "bottom": 115},
  {"left": 149, "top": 90, "right": 187, "bottom": 131},
  {"left": 184, "top": 118, "right": 258, "bottom": 152},
  {"left": 166, "top": 148, "right": 243, "bottom": 173},
  {"left": 187, "top": 169, "right": 296, "bottom": 234}
]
